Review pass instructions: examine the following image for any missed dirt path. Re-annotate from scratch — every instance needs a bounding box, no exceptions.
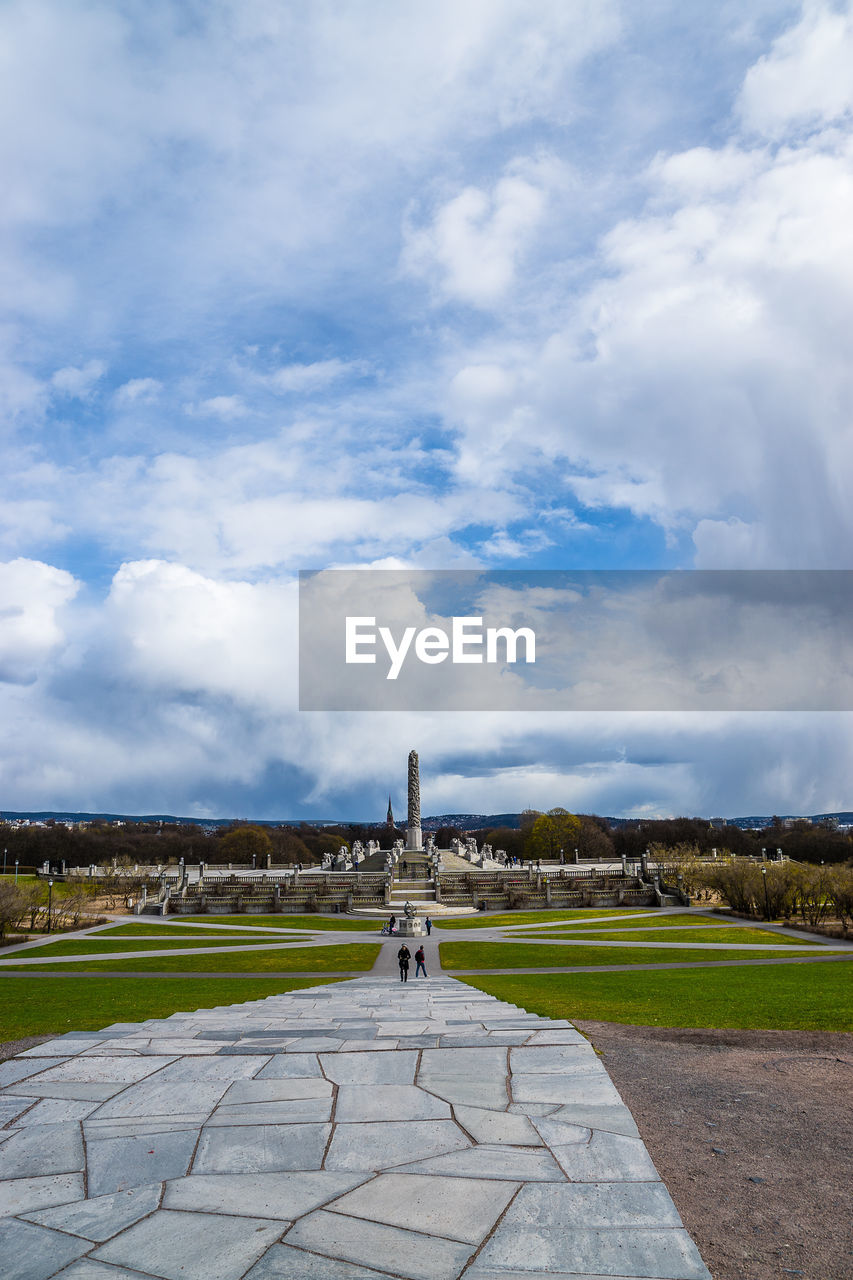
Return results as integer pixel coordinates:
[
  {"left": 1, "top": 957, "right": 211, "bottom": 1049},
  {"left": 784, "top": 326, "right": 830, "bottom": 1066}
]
[{"left": 575, "top": 1020, "right": 853, "bottom": 1280}]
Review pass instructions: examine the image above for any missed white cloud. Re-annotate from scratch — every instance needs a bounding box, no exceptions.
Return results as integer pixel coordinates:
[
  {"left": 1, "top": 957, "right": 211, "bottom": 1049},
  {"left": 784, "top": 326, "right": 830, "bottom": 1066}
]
[
  {"left": 189, "top": 395, "right": 248, "bottom": 420},
  {"left": 265, "top": 360, "right": 357, "bottom": 394},
  {"left": 113, "top": 377, "right": 162, "bottom": 407},
  {"left": 439, "top": 25, "right": 853, "bottom": 564},
  {"left": 0, "top": 557, "right": 78, "bottom": 683},
  {"left": 50, "top": 359, "right": 106, "bottom": 399},
  {"left": 739, "top": 1, "right": 853, "bottom": 137},
  {"left": 403, "top": 158, "right": 560, "bottom": 306},
  {"left": 104, "top": 560, "right": 298, "bottom": 711}
]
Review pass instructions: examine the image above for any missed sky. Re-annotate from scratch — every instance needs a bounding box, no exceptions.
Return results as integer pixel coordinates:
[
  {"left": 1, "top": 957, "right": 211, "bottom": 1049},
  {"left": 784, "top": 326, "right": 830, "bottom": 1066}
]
[{"left": 3, "top": 0, "right": 853, "bottom": 821}]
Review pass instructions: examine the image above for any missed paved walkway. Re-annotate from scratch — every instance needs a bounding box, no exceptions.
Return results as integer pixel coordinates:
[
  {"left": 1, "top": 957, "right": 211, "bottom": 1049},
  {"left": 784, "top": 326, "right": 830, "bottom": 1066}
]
[{"left": 0, "top": 976, "right": 710, "bottom": 1280}]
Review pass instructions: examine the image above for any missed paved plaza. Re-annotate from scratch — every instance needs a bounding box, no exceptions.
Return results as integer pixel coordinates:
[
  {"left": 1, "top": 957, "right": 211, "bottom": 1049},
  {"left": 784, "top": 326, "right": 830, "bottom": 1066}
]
[{"left": 0, "top": 975, "right": 710, "bottom": 1280}]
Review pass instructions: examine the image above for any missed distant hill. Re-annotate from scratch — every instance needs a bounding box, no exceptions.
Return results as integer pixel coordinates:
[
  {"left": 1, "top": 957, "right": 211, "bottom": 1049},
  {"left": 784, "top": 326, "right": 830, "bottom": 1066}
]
[{"left": 3, "top": 808, "right": 852, "bottom": 831}]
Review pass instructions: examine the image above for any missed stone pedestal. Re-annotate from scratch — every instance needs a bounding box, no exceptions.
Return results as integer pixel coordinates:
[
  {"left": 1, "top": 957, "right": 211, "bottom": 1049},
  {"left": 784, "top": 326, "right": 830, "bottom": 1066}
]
[
  {"left": 397, "top": 917, "right": 425, "bottom": 937},
  {"left": 406, "top": 826, "right": 423, "bottom": 851}
]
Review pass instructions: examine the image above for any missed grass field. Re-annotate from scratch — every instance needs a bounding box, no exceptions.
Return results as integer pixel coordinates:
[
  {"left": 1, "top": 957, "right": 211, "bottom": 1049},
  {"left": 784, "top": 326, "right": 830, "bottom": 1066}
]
[
  {"left": 6, "top": 943, "right": 381, "bottom": 973},
  {"left": 0, "top": 975, "right": 342, "bottom": 1042},
  {"left": 179, "top": 913, "right": 379, "bottom": 931},
  {"left": 435, "top": 908, "right": 656, "bottom": 930},
  {"left": 98, "top": 923, "right": 311, "bottom": 937},
  {"left": 459, "top": 961, "right": 853, "bottom": 1030},
  {"left": 6, "top": 937, "right": 318, "bottom": 958},
  {"left": 439, "top": 940, "right": 834, "bottom": 970},
  {"left": 522, "top": 913, "right": 720, "bottom": 930},
  {"left": 514, "top": 926, "right": 813, "bottom": 946}
]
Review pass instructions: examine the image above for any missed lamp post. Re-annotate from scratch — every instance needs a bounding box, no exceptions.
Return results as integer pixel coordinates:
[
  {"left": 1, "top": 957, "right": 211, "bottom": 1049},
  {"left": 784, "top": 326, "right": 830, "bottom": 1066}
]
[
  {"left": 47, "top": 878, "right": 54, "bottom": 935},
  {"left": 2, "top": 847, "right": 6, "bottom": 875},
  {"left": 14, "top": 860, "right": 19, "bottom": 884},
  {"left": 761, "top": 864, "right": 770, "bottom": 921}
]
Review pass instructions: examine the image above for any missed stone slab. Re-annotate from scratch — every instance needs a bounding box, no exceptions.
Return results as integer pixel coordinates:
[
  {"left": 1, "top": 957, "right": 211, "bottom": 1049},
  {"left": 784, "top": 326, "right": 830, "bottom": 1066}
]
[
  {"left": 335, "top": 1085, "right": 451, "bottom": 1123},
  {"left": 13, "top": 1098, "right": 102, "bottom": 1126},
  {"left": 0, "top": 1097, "right": 36, "bottom": 1126},
  {"left": 244, "top": 1243, "right": 398, "bottom": 1279},
  {"left": 0, "top": 1217, "right": 91, "bottom": 1280},
  {"left": 205, "top": 1098, "right": 332, "bottom": 1126},
  {"left": 454, "top": 1105, "right": 543, "bottom": 1147},
  {"left": 326, "top": 1172, "right": 517, "bottom": 1244},
  {"left": 7, "top": 1082, "right": 124, "bottom": 1102},
  {"left": 164, "top": 1171, "right": 367, "bottom": 1219},
  {"left": 0, "top": 1172, "right": 85, "bottom": 1218},
  {"left": 0, "top": 1124, "right": 84, "bottom": 1178},
  {"left": 255, "top": 1055, "right": 323, "bottom": 1078},
  {"left": 285, "top": 1209, "right": 474, "bottom": 1280},
  {"left": 324, "top": 1120, "right": 470, "bottom": 1172},
  {"left": 155, "top": 1057, "right": 263, "bottom": 1081},
  {"left": 192, "top": 1122, "right": 330, "bottom": 1174},
  {"left": 536, "top": 1122, "right": 661, "bottom": 1182},
  {"left": 86, "top": 1128, "right": 199, "bottom": 1196},
  {"left": 91, "top": 1079, "right": 231, "bottom": 1120},
  {"left": 46, "top": 1261, "right": 156, "bottom": 1279},
  {"left": 320, "top": 1051, "right": 418, "bottom": 1085},
  {"left": 0, "top": 1059, "right": 65, "bottom": 1088},
  {"left": 23, "top": 1184, "right": 162, "bottom": 1241},
  {"left": 24, "top": 1058, "right": 176, "bottom": 1085},
  {"left": 472, "top": 1227, "right": 711, "bottom": 1279},
  {"left": 416, "top": 1078, "right": 510, "bottom": 1109},
  {"left": 419, "top": 1048, "right": 509, "bottom": 1077},
  {"left": 543, "top": 1103, "right": 641, "bottom": 1138},
  {"left": 92, "top": 1208, "right": 284, "bottom": 1280},
  {"left": 509, "top": 1045, "right": 603, "bottom": 1074},
  {"left": 395, "top": 1143, "right": 566, "bottom": 1182},
  {"left": 222, "top": 1078, "right": 332, "bottom": 1103},
  {"left": 511, "top": 1073, "right": 623, "bottom": 1107}
]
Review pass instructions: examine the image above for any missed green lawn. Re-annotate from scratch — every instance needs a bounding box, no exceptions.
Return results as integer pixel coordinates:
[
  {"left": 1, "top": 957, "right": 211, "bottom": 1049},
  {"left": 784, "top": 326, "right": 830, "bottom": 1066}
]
[
  {"left": 439, "top": 941, "right": 833, "bottom": 970},
  {"left": 514, "top": 926, "right": 814, "bottom": 946},
  {"left": 459, "top": 960, "right": 853, "bottom": 1031},
  {"left": 98, "top": 923, "right": 310, "bottom": 937},
  {"left": 0, "top": 975, "right": 342, "bottom": 1042},
  {"left": 528, "top": 913, "right": 718, "bottom": 930},
  {"left": 7, "top": 943, "right": 381, "bottom": 974},
  {"left": 435, "top": 908, "right": 656, "bottom": 930},
  {"left": 179, "top": 913, "right": 379, "bottom": 931},
  {"left": 7, "top": 937, "right": 317, "bottom": 958}
]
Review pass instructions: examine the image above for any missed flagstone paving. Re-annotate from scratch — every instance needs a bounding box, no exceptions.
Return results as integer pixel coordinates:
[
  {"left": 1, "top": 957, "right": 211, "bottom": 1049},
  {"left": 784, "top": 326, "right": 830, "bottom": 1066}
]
[{"left": 0, "top": 976, "right": 711, "bottom": 1280}]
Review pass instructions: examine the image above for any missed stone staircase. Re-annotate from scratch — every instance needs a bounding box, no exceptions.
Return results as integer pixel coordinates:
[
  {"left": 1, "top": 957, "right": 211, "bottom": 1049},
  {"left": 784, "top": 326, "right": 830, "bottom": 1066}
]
[{"left": 390, "top": 856, "right": 436, "bottom": 914}]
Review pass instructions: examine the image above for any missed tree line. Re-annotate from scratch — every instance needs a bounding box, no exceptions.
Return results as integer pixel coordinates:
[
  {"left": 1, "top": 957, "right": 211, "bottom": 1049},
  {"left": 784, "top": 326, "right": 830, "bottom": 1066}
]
[{"left": 2, "top": 810, "right": 851, "bottom": 871}]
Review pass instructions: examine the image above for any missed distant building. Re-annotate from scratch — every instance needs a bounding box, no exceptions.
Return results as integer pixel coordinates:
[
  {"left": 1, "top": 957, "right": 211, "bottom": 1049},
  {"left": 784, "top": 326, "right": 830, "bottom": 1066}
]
[
  {"left": 386, "top": 796, "right": 395, "bottom": 828},
  {"left": 709, "top": 817, "right": 727, "bottom": 829}
]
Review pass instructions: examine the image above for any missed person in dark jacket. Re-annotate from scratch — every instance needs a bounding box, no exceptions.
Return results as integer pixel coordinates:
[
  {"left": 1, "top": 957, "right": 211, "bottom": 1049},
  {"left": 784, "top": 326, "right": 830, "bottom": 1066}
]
[
  {"left": 398, "top": 944, "right": 411, "bottom": 982},
  {"left": 414, "top": 945, "right": 427, "bottom": 977}
]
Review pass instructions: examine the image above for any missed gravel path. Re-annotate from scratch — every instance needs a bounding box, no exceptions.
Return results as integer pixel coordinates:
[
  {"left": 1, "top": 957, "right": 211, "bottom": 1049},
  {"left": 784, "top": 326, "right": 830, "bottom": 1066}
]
[{"left": 576, "top": 1020, "right": 853, "bottom": 1280}]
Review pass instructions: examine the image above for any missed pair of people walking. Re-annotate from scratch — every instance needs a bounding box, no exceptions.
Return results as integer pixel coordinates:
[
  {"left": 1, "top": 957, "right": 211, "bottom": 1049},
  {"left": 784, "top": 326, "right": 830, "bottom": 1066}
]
[{"left": 398, "top": 944, "right": 427, "bottom": 981}]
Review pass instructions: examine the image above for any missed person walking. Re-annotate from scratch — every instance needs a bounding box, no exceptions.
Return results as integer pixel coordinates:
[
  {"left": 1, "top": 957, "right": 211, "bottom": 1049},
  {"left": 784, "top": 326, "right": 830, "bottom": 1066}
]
[
  {"left": 414, "top": 945, "right": 427, "bottom": 978},
  {"left": 424, "top": 915, "right": 432, "bottom": 935},
  {"left": 398, "top": 944, "right": 411, "bottom": 983},
  {"left": 389, "top": 913, "right": 396, "bottom": 934}
]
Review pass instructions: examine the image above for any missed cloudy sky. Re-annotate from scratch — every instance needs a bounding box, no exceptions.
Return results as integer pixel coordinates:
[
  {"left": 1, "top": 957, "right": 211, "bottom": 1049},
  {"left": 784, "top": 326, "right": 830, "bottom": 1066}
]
[{"left": 3, "top": 0, "right": 853, "bottom": 821}]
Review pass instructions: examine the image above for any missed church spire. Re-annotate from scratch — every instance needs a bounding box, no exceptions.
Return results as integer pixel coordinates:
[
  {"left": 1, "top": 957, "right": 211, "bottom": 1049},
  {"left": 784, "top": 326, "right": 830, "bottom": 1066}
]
[{"left": 386, "top": 795, "right": 395, "bottom": 827}]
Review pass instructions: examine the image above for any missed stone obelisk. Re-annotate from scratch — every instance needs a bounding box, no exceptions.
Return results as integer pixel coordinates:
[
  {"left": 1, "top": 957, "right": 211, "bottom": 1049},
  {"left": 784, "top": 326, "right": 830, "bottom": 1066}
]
[{"left": 406, "top": 749, "right": 423, "bottom": 851}]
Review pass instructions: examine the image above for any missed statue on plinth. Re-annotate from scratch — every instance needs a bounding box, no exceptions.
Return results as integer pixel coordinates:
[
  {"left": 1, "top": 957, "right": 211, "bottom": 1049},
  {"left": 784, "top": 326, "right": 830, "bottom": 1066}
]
[{"left": 404, "top": 899, "right": 416, "bottom": 919}]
